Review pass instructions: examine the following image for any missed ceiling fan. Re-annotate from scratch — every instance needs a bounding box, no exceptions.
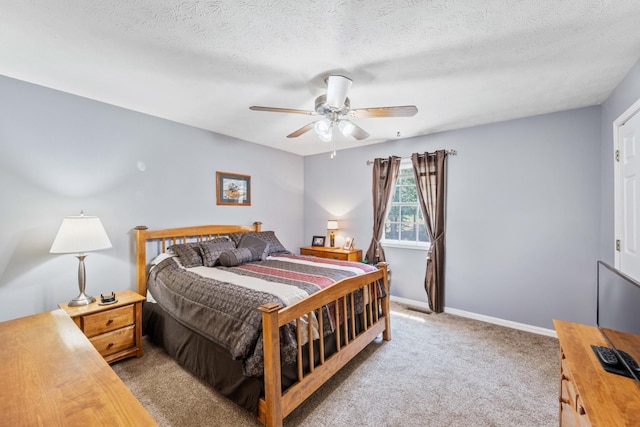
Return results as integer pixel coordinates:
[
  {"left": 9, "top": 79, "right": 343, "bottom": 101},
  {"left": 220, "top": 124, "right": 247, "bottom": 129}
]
[{"left": 249, "top": 75, "right": 418, "bottom": 147}]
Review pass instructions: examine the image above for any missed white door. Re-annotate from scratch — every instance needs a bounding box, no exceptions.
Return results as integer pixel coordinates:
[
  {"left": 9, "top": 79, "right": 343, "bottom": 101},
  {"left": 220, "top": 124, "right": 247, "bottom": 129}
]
[{"left": 616, "top": 104, "right": 640, "bottom": 281}]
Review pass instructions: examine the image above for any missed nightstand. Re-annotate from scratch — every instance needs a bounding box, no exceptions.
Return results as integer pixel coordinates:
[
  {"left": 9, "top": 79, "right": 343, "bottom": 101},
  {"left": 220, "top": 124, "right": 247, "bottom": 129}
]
[
  {"left": 300, "top": 246, "right": 363, "bottom": 262},
  {"left": 58, "top": 289, "right": 145, "bottom": 364}
]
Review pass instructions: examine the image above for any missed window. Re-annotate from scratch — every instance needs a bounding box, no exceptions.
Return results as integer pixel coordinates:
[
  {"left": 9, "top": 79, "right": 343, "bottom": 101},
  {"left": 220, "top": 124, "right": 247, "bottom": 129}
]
[{"left": 382, "top": 160, "right": 430, "bottom": 248}]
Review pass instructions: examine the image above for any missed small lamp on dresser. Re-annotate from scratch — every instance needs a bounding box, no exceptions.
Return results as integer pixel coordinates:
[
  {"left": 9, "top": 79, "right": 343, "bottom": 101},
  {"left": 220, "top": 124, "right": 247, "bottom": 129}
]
[
  {"left": 50, "top": 211, "right": 112, "bottom": 306},
  {"left": 327, "top": 220, "right": 339, "bottom": 247}
]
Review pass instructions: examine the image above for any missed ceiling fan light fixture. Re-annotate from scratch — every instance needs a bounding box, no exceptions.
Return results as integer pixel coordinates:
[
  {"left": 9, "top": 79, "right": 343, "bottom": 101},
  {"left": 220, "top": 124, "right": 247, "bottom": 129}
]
[
  {"left": 248, "top": 75, "right": 417, "bottom": 146},
  {"left": 338, "top": 120, "right": 355, "bottom": 137},
  {"left": 314, "top": 118, "right": 333, "bottom": 142}
]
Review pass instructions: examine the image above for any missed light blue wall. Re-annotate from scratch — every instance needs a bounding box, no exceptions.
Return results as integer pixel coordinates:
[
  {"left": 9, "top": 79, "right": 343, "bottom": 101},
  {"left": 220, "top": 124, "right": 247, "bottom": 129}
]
[
  {"left": 306, "top": 107, "right": 602, "bottom": 329},
  {"left": 3, "top": 57, "right": 640, "bottom": 330},
  {"left": 0, "top": 75, "right": 305, "bottom": 322}
]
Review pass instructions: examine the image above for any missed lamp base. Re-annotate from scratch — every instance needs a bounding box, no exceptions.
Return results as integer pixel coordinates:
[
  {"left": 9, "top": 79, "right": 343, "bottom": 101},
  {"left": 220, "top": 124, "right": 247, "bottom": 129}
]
[{"left": 68, "top": 292, "right": 96, "bottom": 307}]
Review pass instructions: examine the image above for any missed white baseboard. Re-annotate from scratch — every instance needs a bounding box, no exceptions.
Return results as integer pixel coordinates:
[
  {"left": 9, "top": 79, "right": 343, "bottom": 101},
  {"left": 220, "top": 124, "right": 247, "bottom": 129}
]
[
  {"left": 389, "top": 296, "right": 557, "bottom": 338},
  {"left": 390, "top": 295, "right": 431, "bottom": 311}
]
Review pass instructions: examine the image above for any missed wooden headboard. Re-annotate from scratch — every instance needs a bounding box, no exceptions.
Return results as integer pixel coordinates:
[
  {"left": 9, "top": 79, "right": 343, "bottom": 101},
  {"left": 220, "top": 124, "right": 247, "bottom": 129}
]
[{"left": 134, "top": 222, "right": 262, "bottom": 296}]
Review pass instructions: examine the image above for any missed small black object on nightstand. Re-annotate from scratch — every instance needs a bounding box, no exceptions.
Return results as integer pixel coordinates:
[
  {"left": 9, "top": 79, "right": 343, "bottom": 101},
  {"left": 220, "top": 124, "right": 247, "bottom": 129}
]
[{"left": 99, "top": 292, "right": 117, "bottom": 305}]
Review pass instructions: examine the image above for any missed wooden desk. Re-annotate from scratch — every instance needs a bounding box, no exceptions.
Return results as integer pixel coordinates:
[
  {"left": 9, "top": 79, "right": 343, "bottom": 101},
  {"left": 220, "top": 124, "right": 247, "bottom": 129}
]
[
  {"left": 554, "top": 319, "right": 640, "bottom": 426},
  {"left": 0, "top": 309, "right": 157, "bottom": 426}
]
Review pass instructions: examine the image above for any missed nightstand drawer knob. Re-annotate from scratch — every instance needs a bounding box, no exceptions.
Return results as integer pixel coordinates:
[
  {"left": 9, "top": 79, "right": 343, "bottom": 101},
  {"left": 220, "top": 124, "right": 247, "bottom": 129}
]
[
  {"left": 107, "top": 319, "right": 114, "bottom": 325},
  {"left": 107, "top": 342, "right": 114, "bottom": 349}
]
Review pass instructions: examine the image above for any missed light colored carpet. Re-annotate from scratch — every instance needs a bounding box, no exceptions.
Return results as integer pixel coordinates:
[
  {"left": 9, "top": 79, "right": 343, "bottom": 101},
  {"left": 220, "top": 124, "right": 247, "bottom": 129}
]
[{"left": 112, "top": 302, "right": 559, "bottom": 426}]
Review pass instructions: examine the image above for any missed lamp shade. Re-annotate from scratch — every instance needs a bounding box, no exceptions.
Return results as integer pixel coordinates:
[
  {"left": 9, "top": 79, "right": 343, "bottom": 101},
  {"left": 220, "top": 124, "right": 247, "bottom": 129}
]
[
  {"left": 50, "top": 214, "right": 112, "bottom": 254},
  {"left": 327, "top": 220, "right": 339, "bottom": 230}
]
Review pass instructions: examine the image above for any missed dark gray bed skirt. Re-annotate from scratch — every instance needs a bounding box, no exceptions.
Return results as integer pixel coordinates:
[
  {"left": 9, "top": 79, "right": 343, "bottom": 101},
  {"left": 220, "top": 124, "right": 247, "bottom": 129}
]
[
  {"left": 143, "top": 301, "right": 264, "bottom": 414},
  {"left": 143, "top": 300, "right": 363, "bottom": 415}
]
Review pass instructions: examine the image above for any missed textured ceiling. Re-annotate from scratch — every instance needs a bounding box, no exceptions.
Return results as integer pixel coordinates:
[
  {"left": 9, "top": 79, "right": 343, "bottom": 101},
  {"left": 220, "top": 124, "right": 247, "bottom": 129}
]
[{"left": 1, "top": 1, "right": 640, "bottom": 156}]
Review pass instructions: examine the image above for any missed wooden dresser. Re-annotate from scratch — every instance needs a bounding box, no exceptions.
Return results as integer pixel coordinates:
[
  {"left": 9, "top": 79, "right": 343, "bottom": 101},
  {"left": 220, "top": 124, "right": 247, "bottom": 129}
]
[
  {"left": 0, "top": 309, "right": 156, "bottom": 426},
  {"left": 59, "top": 290, "right": 145, "bottom": 363},
  {"left": 300, "top": 245, "right": 363, "bottom": 261},
  {"left": 553, "top": 319, "right": 640, "bottom": 426}
]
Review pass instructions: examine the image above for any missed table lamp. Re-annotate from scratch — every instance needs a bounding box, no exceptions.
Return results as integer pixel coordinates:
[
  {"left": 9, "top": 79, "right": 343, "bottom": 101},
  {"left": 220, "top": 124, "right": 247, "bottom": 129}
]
[
  {"left": 50, "top": 212, "right": 112, "bottom": 306},
  {"left": 327, "top": 220, "right": 339, "bottom": 247}
]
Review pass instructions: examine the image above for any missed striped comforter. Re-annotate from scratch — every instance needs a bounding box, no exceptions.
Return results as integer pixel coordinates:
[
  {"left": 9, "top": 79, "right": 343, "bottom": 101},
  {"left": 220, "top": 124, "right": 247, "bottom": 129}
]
[{"left": 147, "top": 254, "right": 378, "bottom": 377}]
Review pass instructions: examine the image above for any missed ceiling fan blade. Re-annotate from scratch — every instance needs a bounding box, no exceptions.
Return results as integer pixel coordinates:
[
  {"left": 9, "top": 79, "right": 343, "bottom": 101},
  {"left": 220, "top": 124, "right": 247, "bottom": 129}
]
[
  {"left": 339, "top": 120, "right": 370, "bottom": 140},
  {"left": 287, "top": 121, "right": 318, "bottom": 138},
  {"left": 250, "top": 106, "right": 316, "bottom": 116},
  {"left": 348, "top": 105, "right": 418, "bottom": 118},
  {"left": 326, "top": 75, "right": 352, "bottom": 108}
]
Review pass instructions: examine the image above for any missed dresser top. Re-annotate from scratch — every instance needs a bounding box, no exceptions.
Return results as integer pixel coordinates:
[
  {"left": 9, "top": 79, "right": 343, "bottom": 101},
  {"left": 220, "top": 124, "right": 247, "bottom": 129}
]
[
  {"left": 0, "top": 309, "right": 156, "bottom": 426},
  {"left": 554, "top": 319, "right": 640, "bottom": 426},
  {"left": 300, "top": 245, "right": 361, "bottom": 254}
]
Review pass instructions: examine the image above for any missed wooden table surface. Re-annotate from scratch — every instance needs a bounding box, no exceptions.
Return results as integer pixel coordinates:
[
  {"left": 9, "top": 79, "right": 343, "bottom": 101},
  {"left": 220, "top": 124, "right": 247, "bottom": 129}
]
[
  {"left": 0, "top": 309, "right": 157, "bottom": 426},
  {"left": 554, "top": 319, "right": 640, "bottom": 426}
]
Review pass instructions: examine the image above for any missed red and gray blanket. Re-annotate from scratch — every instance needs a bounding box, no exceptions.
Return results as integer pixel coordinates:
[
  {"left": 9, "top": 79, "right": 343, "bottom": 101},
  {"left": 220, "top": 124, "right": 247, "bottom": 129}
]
[{"left": 147, "top": 254, "right": 380, "bottom": 377}]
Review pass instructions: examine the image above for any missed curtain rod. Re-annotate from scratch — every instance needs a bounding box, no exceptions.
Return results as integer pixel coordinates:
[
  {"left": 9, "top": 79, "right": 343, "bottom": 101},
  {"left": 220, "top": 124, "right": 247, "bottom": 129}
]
[{"left": 366, "top": 149, "right": 457, "bottom": 165}]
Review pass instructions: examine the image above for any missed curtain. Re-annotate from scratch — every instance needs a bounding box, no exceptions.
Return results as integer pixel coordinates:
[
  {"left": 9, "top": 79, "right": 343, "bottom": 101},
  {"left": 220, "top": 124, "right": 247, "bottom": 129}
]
[
  {"left": 366, "top": 156, "right": 401, "bottom": 264},
  {"left": 411, "top": 151, "right": 447, "bottom": 313}
]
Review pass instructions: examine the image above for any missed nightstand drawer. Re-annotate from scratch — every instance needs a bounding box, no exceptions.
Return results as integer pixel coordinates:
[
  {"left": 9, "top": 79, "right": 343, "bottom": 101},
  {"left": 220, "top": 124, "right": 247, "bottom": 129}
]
[
  {"left": 83, "top": 305, "right": 134, "bottom": 337},
  {"left": 90, "top": 325, "right": 135, "bottom": 357},
  {"left": 302, "top": 248, "right": 348, "bottom": 260},
  {"left": 325, "top": 252, "right": 348, "bottom": 260},
  {"left": 300, "top": 248, "right": 317, "bottom": 257}
]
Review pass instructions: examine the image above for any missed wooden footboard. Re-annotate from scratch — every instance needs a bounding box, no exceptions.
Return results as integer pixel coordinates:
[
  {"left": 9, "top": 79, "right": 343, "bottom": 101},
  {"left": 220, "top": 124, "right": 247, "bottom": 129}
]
[
  {"left": 134, "top": 223, "right": 390, "bottom": 427},
  {"left": 259, "top": 264, "right": 390, "bottom": 427}
]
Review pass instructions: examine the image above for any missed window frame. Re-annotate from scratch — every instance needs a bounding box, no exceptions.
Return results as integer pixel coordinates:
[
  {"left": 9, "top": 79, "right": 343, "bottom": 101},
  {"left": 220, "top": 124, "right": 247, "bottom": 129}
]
[{"left": 381, "top": 159, "right": 430, "bottom": 250}]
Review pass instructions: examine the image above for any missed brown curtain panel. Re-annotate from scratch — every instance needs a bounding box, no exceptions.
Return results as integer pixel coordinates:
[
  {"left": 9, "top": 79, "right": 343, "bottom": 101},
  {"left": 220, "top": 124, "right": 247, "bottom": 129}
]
[
  {"left": 366, "top": 156, "right": 401, "bottom": 264},
  {"left": 411, "top": 151, "right": 447, "bottom": 313}
]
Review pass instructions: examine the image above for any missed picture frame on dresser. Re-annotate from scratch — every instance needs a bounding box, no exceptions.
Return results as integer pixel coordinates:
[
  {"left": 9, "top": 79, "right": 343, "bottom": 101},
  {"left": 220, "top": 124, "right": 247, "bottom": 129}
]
[
  {"left": 311, "top": 235, "right": 326, "bottom": 247},
  {"left": 343, "top": 237, "right": 354, "bottom": 250}
]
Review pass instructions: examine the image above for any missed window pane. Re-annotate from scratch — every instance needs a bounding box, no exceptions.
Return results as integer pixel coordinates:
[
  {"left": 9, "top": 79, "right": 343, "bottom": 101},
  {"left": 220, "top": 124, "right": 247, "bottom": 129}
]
[
  {"left": 397, "top": 176, "right": 412, "bottom": 186},
  {"left": 385, "top": 221, "right": 399, "bottom": 240},
  {"left": 387, "top": 205, "right": 399, "bottom": 222},
  {"left": 400, "top": 222, "right": 416, "bottom": 241},
  {"left": 418, "top": 223, "right": 429, "bottom": 242},
  {"left": 402, "top": 205, "right": 418, "bottom": 221},
  {"left": 401, "top": 186, "right": 417, "bottom": 203},
  {"left": 392, "top": 185, "right": 400, "bottom": 203}
]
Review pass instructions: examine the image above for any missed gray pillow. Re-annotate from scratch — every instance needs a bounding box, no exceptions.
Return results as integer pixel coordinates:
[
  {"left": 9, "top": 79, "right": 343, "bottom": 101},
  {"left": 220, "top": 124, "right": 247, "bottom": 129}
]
[
  {"left": 229, "top": 231, "right": 289, "bottom": 255},
  {"left": 167, "top": 243, "right": 202, "bottom": 268},
  {"left": 237, "top": 234, "right": 270, "bottom": 261},
  {"left": 218, "top": 247, "right": 254, "bottom": 267},
  {"left": 199, "top": 238, "right": 236, "bottom": 267}
]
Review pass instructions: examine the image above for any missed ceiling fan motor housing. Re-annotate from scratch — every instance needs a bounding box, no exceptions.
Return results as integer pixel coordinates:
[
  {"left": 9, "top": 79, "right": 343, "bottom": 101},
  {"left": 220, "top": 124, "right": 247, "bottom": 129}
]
[{"left": 315, "top": 94, "right": 350, "bottom": 117}]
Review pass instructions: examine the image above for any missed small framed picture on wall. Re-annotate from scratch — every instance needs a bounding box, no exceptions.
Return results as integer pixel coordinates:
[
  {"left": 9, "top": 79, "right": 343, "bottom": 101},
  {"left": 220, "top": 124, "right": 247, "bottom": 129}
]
[{"left": 216, "top": 172, "right": 251, "bottom": 206}]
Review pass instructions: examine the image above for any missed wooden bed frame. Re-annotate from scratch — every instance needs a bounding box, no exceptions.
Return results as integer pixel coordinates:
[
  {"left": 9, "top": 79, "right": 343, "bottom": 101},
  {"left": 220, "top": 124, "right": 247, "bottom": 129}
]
[{"left": 135, "top": 222, "right": 391, "bottom": 427}]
